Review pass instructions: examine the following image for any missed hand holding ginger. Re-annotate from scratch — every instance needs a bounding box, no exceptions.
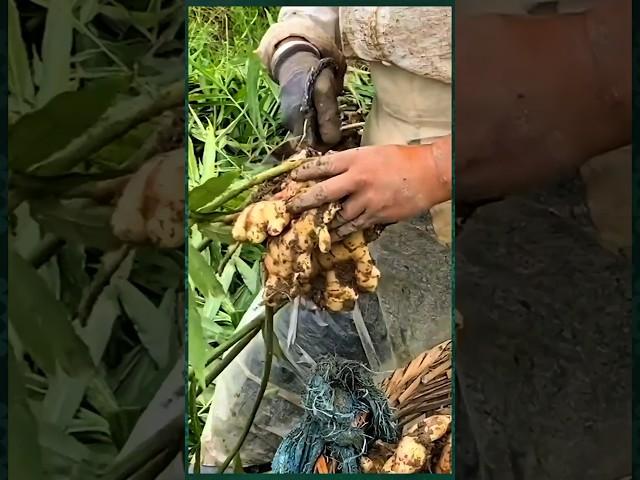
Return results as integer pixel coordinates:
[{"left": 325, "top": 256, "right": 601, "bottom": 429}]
[{"left": 287, "top": 137, "right": 452, "bottom": 239}]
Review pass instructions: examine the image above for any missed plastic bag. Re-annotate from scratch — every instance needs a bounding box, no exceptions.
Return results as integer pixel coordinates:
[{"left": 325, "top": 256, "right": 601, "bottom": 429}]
[
  {"left": 200, "top": 216, "right": 451, "bottom": 469},
  {"left": 199, "top": 292, "right": 395, "bottom": 469}
]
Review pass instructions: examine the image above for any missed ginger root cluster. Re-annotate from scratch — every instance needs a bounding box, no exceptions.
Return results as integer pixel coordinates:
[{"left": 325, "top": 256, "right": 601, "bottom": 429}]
[{"left": 232, "top": 177, "right": 380, "bottom": 312}]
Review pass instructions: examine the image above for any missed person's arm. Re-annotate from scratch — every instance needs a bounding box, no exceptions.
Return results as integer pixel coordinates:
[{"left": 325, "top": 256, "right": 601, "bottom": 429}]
[
  {"left": 256, "top": 7, "right": 342, "bottom": 76},
  {"left": 256, "top": 8, "right": 345, "bottom": 149},
  {"left": 455, "top": 0, "right": 630, "bottom": 202}
]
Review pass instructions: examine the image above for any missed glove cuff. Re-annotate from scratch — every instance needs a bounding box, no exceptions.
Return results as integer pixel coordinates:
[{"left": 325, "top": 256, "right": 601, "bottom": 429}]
[{"left": 271, "top": 40, "right": 321, "bottom": 81}]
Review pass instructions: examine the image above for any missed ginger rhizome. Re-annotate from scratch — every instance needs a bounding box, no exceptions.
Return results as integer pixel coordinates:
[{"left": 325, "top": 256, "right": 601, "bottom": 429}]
[{"left": 232, "top": 168, "right": 380, "bottom": 312}]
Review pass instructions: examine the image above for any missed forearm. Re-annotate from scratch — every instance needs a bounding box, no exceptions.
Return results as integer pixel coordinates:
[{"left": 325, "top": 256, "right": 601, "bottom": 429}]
[{"left": 455, "top": 0, "right": 630, "bottom": 202}]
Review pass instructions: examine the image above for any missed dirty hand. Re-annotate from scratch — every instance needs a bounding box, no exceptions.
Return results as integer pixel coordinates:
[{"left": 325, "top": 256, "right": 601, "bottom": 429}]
[
  {"left": 287, "top": 138, "right": 451, "bottom": 239},
  {"left": 275, "top": 40, "right": 341, "bottom": 149}
]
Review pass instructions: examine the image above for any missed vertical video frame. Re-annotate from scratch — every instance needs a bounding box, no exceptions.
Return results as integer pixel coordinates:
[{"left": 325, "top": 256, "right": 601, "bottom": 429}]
[{"left": 187, "top": 5, "right": 453, "bottom": 475}]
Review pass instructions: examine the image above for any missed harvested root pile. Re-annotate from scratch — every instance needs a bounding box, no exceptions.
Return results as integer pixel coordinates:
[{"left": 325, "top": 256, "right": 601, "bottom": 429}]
[
  {"left": 361, "top": 340, "right": 453, "bottom": 474},
  {"left": 232, "top": 150, "right": 380, "bottom": 312},
  {"left": 360, "top": 414, "right": 451, "bottom": 474}
]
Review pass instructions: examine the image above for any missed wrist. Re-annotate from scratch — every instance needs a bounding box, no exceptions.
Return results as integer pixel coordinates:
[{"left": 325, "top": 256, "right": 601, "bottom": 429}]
[
  {"left": 396, "top": 140, "right": 451, "bottom": 212},
  {"left": 271, "top": 37, "right": 320, "bottom": 81},
  {"left": 415, "top": 136, "right": 452, "bottom": 207}
]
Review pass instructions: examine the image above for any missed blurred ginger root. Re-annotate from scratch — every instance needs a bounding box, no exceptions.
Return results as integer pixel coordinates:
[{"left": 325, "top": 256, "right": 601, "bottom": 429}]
[{"left": 111, "top": 149, "right": 184, "bottom": 248}]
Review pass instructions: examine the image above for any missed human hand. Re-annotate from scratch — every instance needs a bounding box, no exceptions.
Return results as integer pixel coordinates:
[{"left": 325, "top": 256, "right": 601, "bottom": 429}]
[
  {"left": 287, "top": 139, "right": 451, "bottom": 239},
  {"left": 275, "top": 46, "right": 341, "bottom": 150}
]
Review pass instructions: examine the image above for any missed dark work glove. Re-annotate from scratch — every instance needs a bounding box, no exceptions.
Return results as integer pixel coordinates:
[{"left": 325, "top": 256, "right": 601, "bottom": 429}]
[{"left": 275, "top": 50, "right": 341, "bottom": 150}]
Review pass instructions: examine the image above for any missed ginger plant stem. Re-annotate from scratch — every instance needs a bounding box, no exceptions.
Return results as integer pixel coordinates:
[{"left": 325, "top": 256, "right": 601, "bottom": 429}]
[
  {"left": 197, "top": 325, "right": 261, "bottom": 395},
  {"left": 216, "top": 242, "right": 240, "bottom": 276},
  {"left": 218, "top": 306, "right": 274, "bottom": 473},
  {"left": 196, "top": 159, "right": 306, "bottom": 214},
  {"left": 188, "top": 314, "right": 264, "bottom": 383}
]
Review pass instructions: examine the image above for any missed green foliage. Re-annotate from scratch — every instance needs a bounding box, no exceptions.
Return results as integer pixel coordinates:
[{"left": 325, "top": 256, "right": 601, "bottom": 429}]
[
  {"left": 186, "top": 6, "right": 282, "bottom": 468},
  {"left": 188, "top": 6, "right": 285, "bottom": 182},
  {"left": 8, "top": 1, "right": 184, "bottom": 478}
]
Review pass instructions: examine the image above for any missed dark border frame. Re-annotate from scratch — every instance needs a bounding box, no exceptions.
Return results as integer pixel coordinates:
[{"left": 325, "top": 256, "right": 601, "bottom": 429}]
[
  {"left": 1, "top": 1, "right": 9, "bottom": 478},
  {"left": 632, "top": 0, "right": 639, "bottom": 477}
]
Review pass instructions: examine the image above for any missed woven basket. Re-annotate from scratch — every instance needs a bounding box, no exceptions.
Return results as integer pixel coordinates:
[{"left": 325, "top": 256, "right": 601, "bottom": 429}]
[
  {"left": 383, "top": 339, "right": 452, "bottom": 430},
  {"left": 313, "top": 340, "right": 453, "bottom": 473}
]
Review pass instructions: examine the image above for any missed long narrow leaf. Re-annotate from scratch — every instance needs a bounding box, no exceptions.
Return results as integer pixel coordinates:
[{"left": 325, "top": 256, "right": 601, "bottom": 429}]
[
  {"left": 9, "top": 344, "right": 44, "bottom": 479},
  {"left": 9, "top": 78, "right": 127, "bottom": 173},
  {"left": 114, "top": 280, "right": 172, "bottom": 369},
  {"left": 7, "top": 0, "right": 35, "bottom": 111},
  {"left": 38, "top": 0, "right": 74, "bottom": 106},
  {"left": 8, "top": 247, "right": 93, "bottom": 377},
  {"left": 188, "top": 287, "right": 206, "bottom": 390}
]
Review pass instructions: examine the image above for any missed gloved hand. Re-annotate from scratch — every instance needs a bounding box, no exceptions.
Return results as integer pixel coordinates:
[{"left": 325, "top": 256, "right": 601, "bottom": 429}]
[{"left": 275, "top": 46, "right": 341, "bottom": 150}]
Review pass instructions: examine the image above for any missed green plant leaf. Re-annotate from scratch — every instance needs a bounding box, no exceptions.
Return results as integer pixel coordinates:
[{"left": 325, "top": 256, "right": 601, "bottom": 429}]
[
  {"left": 188, "top": 244, "right": 225, "bottom": 300},
  {"left": 218, "top": 248, "right": 241, "bottom": 293},
  {"left": 11, "top": 202, "right": 44, "bottom": 258},
  {"left": 111, "top": 346, "right": 167, "bottom": 408},
  {"left": 188, "top": 287, "right": 207, "bottom": 390},
  {"left": 201, "top": 122, "right": 219, "bottom": 182},
  {"left": 189, "top": 172, "right": 239, "bottom": 212},
  {"left": 68, "top": 407, "right": 112, "bottom": 438},
  {"left": 7, "top": 0, "right": 35, "bottom": 112},
  {"left": 42, "top": 367, "right": 91, "bottom": 429},
  {"left": 246, "top": 55, "right": 263, "bottom": 134},
  {"left": 39, "top": 420, "right": 91, "bottom": 466},
  {"left": 38, "top": 0, "right": 74, "bottom": 106},
  {"left": 9, "top": 77, "right": 127, "bottom": 173},
  {"left": 99, "top": 3, "right": 179, "bottom": 30},
  {"left": 9, "top": 344, "right": 44, "bottom": 479},
  {"left": 188, "top": 136, "right": 199, "bottom": 186},
  {"left": 78, "top": 0, "right": 100, "bottom": 24},
  {"left": 234, "top": 257, "right": 260, "bottom": 294},
  {"left": 197, "top": 222, "right": 234, "bottom": 245},
  {"left": 86, "top": 377, "right": 120, "bottom": 418},
  {"left": 114, "top": 280, "right": 172, "bottom": 369},
  {"left": 202, "top": 316, "right": 233, "bottom": 344},
  {"left": 129, "top": 249, "right": 182, "bottom": 293},
  {"left": 232, "top": 285, "right": 257, "bottom": 318},
  {"left": 58, "top": 242, "right": 90, "bottom": 312},
  {"left": 106, "top": 407, "right": 144, "bottom": 450},
  {"left": 9, "top": 247, "right": 93, "bottom": 377},
  {"left": 80, "top": 285, "right": 120, "bottom": 365},
  {"left": 89, "top": 114, "right": 173, "bottom": 172},
  {"left": 29, "top": 198, "right": 121, "bottom": 251}
]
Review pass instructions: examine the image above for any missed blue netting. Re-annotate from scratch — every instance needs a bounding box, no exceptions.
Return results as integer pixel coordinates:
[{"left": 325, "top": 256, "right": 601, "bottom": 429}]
[{"left": 271, "top": 356, "right": 398, "bottom": 473}]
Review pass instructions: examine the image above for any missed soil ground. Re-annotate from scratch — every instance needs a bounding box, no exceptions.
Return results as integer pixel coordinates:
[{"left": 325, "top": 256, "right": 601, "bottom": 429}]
[{"left": 455, "top": 173, "right": 631, "bottom": 479}]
